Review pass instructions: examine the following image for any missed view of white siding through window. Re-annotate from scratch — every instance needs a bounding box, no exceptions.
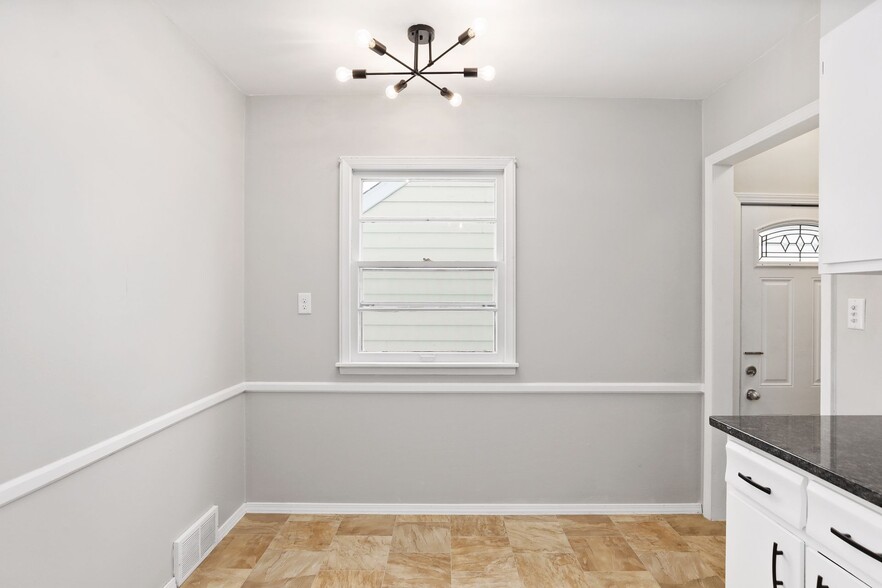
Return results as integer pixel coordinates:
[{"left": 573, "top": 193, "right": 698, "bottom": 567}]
[
  {"left": 362, "top": 310, "right": 496, "bottom": 352},
  {"left": 361, "top": 269, "right": 496, "bottom": 304},
  {"left": 758, "top": 223, "right": 820, "bottom": 263},
  {"left": 359, "top": 179, "right": 498, "bottom": 353}
]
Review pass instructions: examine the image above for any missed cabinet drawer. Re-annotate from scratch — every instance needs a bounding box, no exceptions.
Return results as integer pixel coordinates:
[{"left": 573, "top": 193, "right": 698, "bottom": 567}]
[
  {"left": 807, "top": 482, "right": 882, "bottom": 585},
  {"left": 806, "top": 548, "right": 870, "bottom": 588},
  {"left": 725, "top": 440, "right": 808, "bottom": 528}
]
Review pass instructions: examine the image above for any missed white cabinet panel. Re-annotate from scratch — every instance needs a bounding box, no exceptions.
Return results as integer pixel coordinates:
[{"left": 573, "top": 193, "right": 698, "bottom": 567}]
[
  {"left": 806, "top": 548, "right": 870, "bottom": 588},
  {"left": 728, "top": 491, "right": 805, "bottom": 588},
  {"left": 819, "top": 0, "right": 882, "bottom": 271}
]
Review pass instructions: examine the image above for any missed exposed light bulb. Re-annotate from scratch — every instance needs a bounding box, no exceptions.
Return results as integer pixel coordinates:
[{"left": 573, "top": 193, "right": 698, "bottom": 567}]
[
  {"left": 449, "top": 92, "right": 463, "bottom": 107},
  {"left": 470, "top": 17, "right": 488, "bottom": 37},
  {"left": 478, "top": 65, "right": 496, "bottom": 81},
  {"left": 355, "top": 29, "right": 373, "bottom": 48},
  {"left": 385, "top": 84, "right": 398, "bottom": 99},
  {"left": 335, "top": 66, "right": 353, "bottom": 82}
]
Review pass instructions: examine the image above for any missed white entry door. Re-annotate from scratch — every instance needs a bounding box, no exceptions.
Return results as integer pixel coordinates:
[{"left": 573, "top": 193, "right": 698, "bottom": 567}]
[{"left": 740, "top": 205, "right": 820, "bottom": 415}]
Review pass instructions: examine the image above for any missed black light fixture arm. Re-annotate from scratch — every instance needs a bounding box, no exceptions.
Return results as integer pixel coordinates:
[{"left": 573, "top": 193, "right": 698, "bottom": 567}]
[
  {"left": 416, "top": 74, "right": 443, "bottom": 92},
  {"left": 339, "top": 20, "right": 493, "bottom": 105},
  {"left": 423, "top": 40, "right": 462, "bottom": 71}
]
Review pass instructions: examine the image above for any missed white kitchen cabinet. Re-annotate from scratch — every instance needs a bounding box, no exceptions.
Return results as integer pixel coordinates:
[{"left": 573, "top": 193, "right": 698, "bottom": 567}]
[
  {"left": 819, "top": 0, "right": 882, "bottom": 274},
  {"left": 727, "top": 490, "right": 804, "bottom": 588},
  {"left": 724, "top": 440, "right": 881, "bottom": 588}
]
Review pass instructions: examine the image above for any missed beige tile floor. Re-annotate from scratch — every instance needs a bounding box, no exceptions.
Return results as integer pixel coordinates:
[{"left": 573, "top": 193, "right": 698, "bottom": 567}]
[{"left": 183, "top": 513, "right": 725, "bottom": 588}]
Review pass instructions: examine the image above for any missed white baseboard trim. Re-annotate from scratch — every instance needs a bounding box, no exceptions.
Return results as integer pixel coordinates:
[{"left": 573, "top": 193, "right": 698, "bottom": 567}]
[
  {"left": 0, "top": 382, "right": 245, "bottom": 509},
  {"left": 218, "top": 502, "right": 248, "bottom": 539},
  {"left": 245, "top": 502, "right": 702, "bottom": 515},
  {"left": 244, "top": 381, "right": 704, "bottom": 394},
  {"left": 160, "top": 578, "right": 177, "bottom": 588}
]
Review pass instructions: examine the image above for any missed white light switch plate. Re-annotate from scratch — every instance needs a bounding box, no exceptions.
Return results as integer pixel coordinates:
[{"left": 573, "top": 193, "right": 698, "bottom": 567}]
[
  {"left": 298, "top": 293, "right": 312, "bottom": 315},
  {"left": 847, "top": 298, "right": 865, "bottom": 330}
]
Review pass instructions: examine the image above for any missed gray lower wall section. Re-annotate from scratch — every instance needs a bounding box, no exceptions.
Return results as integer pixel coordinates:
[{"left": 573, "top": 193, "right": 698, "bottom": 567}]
[
  {"left": 246, "top": 392, "right": 702, "bottom": 505},
  {"left": 0, "top": 397, "right": 245, "bottom": 588}
]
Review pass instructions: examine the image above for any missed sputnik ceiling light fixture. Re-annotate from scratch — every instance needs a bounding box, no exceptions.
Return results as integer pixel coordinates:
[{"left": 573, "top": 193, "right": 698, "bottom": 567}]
[{"left": 335, "top": 18, "right": 495, "bottom": 107}]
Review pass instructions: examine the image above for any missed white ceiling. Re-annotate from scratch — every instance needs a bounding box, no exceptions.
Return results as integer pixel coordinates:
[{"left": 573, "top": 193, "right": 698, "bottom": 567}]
[{"left": 153, "top": 0, "right": 818, "bottom": 99}]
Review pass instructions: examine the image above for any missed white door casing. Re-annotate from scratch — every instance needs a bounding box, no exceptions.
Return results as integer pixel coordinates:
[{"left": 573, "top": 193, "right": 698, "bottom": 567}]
[{"left": 740, "top": 205, "right": 820, "bottom": 416}]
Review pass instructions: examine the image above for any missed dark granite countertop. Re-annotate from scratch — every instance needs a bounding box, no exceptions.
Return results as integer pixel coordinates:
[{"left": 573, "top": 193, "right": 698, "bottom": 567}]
[{"left": 710, "top": 415, "right": 882, "bottom": 509}]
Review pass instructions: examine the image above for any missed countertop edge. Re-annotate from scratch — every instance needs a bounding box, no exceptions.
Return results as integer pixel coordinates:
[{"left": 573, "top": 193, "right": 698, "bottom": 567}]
[{"left": 709, "top": 416, "right": 882, "bottom": 509}]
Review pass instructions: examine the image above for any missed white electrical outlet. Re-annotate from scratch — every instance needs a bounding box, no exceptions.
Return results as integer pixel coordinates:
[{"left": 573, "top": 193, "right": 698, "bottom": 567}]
[
  {"left": 298, "top": 293, "right": 312, "bottom": 315},
  {"left": 847, "top": 298, "right": 865, "bottom": 330}
]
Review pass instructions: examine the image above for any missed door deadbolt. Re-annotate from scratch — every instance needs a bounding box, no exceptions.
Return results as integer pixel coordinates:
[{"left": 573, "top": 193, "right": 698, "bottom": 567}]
[
  {"left": 746, "top": 389, "right": 761, "bottom": 401},
  {"left": 745, "top": 365, "right": 757, "bottom": 376}
]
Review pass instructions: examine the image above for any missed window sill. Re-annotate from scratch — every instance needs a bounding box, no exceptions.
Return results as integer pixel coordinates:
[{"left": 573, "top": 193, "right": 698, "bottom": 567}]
[{"left": 336, "top": 362, "right": 519, "bottom": 376}]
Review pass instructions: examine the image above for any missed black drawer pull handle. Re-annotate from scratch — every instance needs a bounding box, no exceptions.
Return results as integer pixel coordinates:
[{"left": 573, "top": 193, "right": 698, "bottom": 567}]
[
  {"left": 772, "top": 542, "right": 784, "bottom": 587},
  {"left": 831, "top": 527, "right": 882, "bottom": 563},
  {"left": 738, "top": 472, "right": 772, "bottom": 495},
  {"left": 816, "top": 577, "right": 829, "bottom": 588}
]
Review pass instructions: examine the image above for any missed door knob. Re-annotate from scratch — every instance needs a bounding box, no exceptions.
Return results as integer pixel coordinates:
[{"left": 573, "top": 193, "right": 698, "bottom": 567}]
[
  {"left": 746, "top": 389, "right": 761, "bottom": 401},
  {"left": 745, "top": 365, "right": 757, "bottom": 376}
]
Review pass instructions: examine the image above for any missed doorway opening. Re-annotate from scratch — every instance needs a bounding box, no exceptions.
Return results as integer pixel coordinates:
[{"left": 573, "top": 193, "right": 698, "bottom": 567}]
[
  {"left": 702, "top": 102, "right": 823, "bottom": 520},
  {"left": 734, "top": 129, "right": 820, "bottom": 417}
]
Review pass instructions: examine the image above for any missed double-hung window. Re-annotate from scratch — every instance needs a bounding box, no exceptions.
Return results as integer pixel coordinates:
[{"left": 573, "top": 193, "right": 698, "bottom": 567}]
[{"left": 338, "top": 157, "right": 517, "bottom": 374}]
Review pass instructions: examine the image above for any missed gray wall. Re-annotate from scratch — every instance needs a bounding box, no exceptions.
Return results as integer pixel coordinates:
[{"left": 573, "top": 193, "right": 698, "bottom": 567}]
[
  {"left": 245, "top": 96, "right": 702, "bottom": 383},
  {"left": 0, "top": 397, "right": 245, "bottom": 588},
  {"left": 734, "top": 128, "right": 819, "bottom": 195},
  {"left": 0, "top": 1, "right": 246, "bottom": 586},
  {"left": 244, "top": 95, "right": 704, "bottom": 504},
  {"left": 247, "top": 392, "right": 702, "bottom": 504},
  {"left": 702, "top": 8, "right": 820, "bottom": 157},
  {"left": 833, "top": 274, "right": 882, "bottom": 413},
  {"left": 0, "top": 0, "right": 246, "bottom": 480},
  {"left": 821, "top": 0, "right": 875, "bottom": 34}
]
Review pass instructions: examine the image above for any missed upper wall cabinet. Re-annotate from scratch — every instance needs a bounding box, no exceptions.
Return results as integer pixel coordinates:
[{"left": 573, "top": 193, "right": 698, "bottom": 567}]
[{"left": 819, "top": 0, "right": 882, "bottom": 274}]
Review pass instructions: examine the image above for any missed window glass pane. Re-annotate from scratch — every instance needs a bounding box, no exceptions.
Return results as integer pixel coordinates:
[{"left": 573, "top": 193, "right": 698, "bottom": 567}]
[
  {"left": 362, "top": 179, "right": 496, "bottom": 219},
  {"left": 360, "top": 221, "right": 496, "bottom": 262},
  {"left": 361, "top": 310, "right": 495, "bottom": 352},
  {"left": 758, "top": 224, "right": 820, "bottom": 262},
  {"left": 361, "top": 269, "right": 495, "bottom": 305}
]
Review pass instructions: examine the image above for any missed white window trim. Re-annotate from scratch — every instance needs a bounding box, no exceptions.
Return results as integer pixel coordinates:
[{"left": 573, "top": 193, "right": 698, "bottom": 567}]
[{"left": 337, "top": 156, "right": 517, "bottom": 375}]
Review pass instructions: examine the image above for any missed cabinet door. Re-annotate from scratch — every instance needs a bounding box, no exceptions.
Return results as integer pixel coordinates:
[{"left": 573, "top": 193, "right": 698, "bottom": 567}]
[
  {"left": 727, "top": 491, "right": 805, "bottom": 588},
  {"left": 819, "top": 0, "right": 882, "bottom": 271},
  {"left": 806, "top": 548, "right": 870, "bottom": 588}
]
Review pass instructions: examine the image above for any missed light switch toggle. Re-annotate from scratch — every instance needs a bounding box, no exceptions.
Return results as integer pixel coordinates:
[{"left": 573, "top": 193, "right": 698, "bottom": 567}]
[
  {"left": 847, "top": 298, "right": 865, "bottom": 330},
  {"left": 298, "top": 293, "right": 312, "bottom": 315}
]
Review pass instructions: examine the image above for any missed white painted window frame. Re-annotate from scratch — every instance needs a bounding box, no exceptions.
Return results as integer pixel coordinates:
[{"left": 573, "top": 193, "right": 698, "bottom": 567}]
[{"left": 337, "top": 156, "right": 517, "bottom": 375}]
